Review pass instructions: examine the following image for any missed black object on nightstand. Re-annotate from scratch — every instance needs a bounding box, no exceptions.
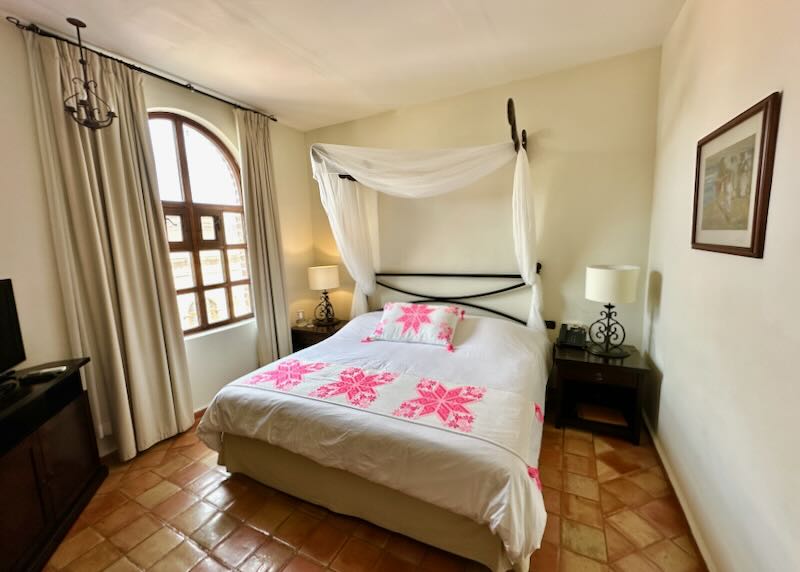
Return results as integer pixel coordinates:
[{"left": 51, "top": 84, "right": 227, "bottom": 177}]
[
  {"left": 291, "top": 321, "right": 348, "bottom": 351},
  {"left": 550, "top": 344, "right": 650, "bottom": 444}
]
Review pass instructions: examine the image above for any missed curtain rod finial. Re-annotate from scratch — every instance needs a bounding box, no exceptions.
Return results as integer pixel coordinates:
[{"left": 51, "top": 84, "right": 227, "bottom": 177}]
[{"left": 507, "top": 98, "right": 520, "bottom": 151}]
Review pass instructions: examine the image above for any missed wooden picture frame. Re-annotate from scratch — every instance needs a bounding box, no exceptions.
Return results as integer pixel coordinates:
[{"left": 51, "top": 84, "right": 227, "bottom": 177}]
[{"left": 691, "top": 92, "right": 782, "bottom": 257}]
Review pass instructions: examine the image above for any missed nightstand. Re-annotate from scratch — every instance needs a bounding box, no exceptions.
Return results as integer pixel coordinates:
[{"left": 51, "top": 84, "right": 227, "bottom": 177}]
[
  {"left": 550, "top": 344, "right": 650, "bottom": 444},
  {"left": 291, "top": 321, "right": 348, "bottom": 351}
]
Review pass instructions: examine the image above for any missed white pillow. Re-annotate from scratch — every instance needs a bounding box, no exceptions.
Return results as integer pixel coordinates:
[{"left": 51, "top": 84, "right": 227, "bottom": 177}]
[{"left": 363, "top": 302, "right": 464, "bottom": 351}]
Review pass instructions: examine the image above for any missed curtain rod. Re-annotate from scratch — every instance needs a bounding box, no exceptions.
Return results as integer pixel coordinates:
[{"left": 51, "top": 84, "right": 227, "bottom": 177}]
[{"left": 5, "top": 15, "right": 277, "bottom": 123}]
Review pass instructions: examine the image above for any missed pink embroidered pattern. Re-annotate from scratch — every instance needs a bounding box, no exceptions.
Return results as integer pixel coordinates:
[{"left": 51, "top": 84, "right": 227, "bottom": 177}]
[
  {"left": 437, "top": 323, "right": 455, "bottom": 353},
  {"left": 437, "top": 323, "right": 453, "bottom": 341},
  {"left": 374, "top": 320, "right": 386, "bottom": 336},
  {"left": 244, "top": 359, "right": 327, "bottom": 390},
  {"left": 309, "top": 367, "right": 397, "bottom": 408},
  {"left": 393, "top": 378, "right": 486, "bottom": 432},
  {"left": 527, "top": 466, "right": 542, "bottom": 490},
  {"left": 445, "top": 305, "right": 466, "bottom": 320},
  {"left": 371, "top": 302, "right": 461, "bottom": 351},
  {"left": 362, "top": 320, "right": 386, "bottom": 343},
  {"left": 395, "top": 304, "right": 434, "bottom": 334},
  {"left": 534, "top": 403, "right": 544, "bottom": 423}
]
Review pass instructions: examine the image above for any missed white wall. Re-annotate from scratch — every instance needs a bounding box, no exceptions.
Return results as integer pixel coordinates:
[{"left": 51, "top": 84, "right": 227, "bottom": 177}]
[
  {"left": 0, "top": 24, "right": 71, "bottom": 368},
  {"left": 644, "top": 1, "right": 800, "bottom": 570},
  {"left": 305, "top": 49, "right": 661, "bottom": 342}
]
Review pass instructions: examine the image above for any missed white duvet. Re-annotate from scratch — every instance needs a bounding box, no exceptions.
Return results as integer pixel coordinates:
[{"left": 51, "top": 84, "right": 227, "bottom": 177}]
[{"left": 198, "top": 312, "right": 551, "bottom": 567}]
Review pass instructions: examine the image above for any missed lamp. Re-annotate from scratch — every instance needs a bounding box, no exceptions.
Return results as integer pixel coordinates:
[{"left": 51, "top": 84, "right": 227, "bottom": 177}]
[
  {"left": 585, "top": 265, "right": 640, "bottom": 358},
  {"left": 308, "top": 265, "right": 340, "bottom": 326},
  {"left": 63, "top": 18, "right": 116, "bottom": 130}
]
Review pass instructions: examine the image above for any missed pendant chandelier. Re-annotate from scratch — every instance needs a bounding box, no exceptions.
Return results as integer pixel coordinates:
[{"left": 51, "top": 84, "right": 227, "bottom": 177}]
[{"left": 63, "top": 17, "right": 116, "bottom": 130}]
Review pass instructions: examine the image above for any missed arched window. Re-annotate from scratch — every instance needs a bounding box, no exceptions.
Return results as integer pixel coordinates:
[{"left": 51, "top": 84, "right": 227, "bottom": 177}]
[{"left": 148, "top": 112, "right": 252, "bottom": 333}]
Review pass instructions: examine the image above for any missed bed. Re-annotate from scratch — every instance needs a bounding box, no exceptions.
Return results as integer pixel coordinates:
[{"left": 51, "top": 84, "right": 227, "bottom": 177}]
[{"left": 197, "top": 311, "right": 551, "bottom": 571}]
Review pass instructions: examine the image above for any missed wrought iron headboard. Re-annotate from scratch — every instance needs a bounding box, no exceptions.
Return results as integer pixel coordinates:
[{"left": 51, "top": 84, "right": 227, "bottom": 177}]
[{"left": 373, "top": 263, "right": 556, "bottom": 330}]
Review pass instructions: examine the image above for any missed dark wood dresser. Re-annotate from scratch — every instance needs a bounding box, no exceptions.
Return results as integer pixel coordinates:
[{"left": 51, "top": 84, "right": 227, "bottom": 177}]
[
  {"left": 291, "top": 321, "right": 348, "bottom": 351},
  {"left": 0, "top": 358, "right": 107, "bottom": 572}
]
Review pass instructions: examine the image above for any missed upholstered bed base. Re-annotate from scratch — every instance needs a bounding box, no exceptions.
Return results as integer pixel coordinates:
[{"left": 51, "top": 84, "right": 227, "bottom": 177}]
[{"left": 219, "top": 434, "right": 528, "bottom": 572}]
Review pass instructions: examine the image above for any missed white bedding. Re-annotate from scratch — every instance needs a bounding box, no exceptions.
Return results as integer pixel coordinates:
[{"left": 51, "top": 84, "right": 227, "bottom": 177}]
[{"left": 197, "top": 312, "right": 551, "bottom": 566}]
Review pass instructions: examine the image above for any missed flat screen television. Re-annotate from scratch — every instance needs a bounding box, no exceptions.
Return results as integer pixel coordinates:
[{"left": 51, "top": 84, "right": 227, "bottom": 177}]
[{"left": 0, "top": 279, "right": 25, "bottom": 376}]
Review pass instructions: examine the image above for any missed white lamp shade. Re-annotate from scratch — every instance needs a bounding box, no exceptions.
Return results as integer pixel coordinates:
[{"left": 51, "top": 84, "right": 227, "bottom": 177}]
[
  {"left": 308, "top": 265, "right": 340, "bottom": 291},
  {"left": 585, "top": 265, "right": 640, "bottom": 304}
]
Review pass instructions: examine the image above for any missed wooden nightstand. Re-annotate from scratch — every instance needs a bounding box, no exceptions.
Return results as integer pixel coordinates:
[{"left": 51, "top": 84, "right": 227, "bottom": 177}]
[
  {"left": 550, "top": 344, "right": 650, "bottom": 444},
  {"left": 291, "top": 321, "right": 348, "bottom": 351}
]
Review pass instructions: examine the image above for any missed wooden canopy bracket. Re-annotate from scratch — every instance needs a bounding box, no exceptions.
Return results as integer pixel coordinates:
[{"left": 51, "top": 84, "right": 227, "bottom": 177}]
[{"left": 507, "top": 98, "right": 527, "bottom": 152}]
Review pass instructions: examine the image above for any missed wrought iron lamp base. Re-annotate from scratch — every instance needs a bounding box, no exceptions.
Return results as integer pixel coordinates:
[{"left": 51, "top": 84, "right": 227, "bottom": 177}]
[
  {"left": 313, "top": 290, "right": 339, "bottom": 326},
  {"left": 587, "top": 303, "right": 629, "bottom": 359}
]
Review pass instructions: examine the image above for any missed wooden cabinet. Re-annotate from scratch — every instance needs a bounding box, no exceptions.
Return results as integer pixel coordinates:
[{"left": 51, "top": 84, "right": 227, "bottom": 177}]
[
  {"left": 38, "top": 396, "right": 99, "bottom": 518},
  {"left": 0, "top": 435, "right": 48, "bottom": 569},
  {"left": 0, "top": 359, "right": 106, "bottom": 572}
]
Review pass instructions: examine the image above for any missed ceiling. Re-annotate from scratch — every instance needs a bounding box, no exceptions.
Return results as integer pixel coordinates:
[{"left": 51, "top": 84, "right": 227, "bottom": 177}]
[{"left": 1, "top": 0, "right": 685, "bottom": 131}]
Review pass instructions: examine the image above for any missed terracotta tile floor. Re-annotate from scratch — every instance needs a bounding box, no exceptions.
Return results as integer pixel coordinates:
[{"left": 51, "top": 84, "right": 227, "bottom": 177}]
[
  {"left": 533, "top": 425, "right": 707, "bottom": 572},
  {"left": 46, "top": 421, "right": 707, "bottom": 572}
]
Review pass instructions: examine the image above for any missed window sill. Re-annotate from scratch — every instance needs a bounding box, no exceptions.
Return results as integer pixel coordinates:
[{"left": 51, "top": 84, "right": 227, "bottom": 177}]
[{"left": 183, "top": 317, "right": 256, "bottom": 342}]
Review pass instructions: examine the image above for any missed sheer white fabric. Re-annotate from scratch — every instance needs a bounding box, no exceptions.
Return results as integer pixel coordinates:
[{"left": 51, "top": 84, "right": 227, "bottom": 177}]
[
  {"left": 310, "top": 142, "right": 544, "bottom": 328},
  {"left": 316, "top": 175, "right": 378, "bottom": 317},
  {"left": 512, "top": 150, "right": 545, "bottom": 332},
  {"left": 311, "top": 142, "right": 513, "bottom": 197}
]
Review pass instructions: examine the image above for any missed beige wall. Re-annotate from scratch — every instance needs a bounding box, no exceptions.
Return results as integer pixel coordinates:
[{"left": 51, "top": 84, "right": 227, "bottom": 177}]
[
  {"left": 144, "top": 77, "right": 240, "bottom": 148},
  {"left": 0, "top": 24, "right": 71, "bottom": 368},
  {"left": 305, "top": 49, "right": 660, "bottom": 342},
  {"left": 269, "top": 123, "right": 317, "bottom": 323},
  {"left": 644, "top": 1, "right": 800, "bottom": 570}
]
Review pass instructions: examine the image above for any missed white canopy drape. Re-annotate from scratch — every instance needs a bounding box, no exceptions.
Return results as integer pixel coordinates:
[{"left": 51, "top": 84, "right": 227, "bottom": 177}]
[{"left": 310, "top": 142, "right": 544, "bottom": 330}]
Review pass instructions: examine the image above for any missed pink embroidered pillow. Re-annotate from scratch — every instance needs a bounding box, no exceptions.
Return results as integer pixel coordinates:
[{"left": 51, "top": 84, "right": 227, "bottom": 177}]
[{"left": 363, "top": 302, "right": 464, "bottom": 352}]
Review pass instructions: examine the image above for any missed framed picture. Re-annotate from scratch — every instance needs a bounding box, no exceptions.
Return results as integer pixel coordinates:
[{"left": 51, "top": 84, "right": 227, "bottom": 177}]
[{"left": 692, "top": 92, "right": 782, "bottom": 257}]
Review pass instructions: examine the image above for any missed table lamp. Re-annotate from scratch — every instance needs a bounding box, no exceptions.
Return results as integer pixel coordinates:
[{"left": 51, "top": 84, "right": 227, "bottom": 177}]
[
  {"left": 585, "top": 265, "right": 640, "bottom": 358},
  {"left": 308, "top": 265, "right": 340, "bottom": 326}
]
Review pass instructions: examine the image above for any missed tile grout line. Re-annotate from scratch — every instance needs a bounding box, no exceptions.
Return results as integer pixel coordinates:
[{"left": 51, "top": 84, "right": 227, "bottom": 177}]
[
  {"left": 136, "top": 458, "right": 393, "bottom": 571},
  {"left": 643, "top": 413, "right": 718, "bottom": 572},
  {"left": 547, "top": 426, "right": 707, "bottom": 570},
  {"left": 601, "top": 438, "right": 700, "bottom": 568},
  {"left": 56, "top": 421, "right": 707, "bottom": 572},
  {"left": 74, "top": 445, "right": 238, "bottom": 570}
]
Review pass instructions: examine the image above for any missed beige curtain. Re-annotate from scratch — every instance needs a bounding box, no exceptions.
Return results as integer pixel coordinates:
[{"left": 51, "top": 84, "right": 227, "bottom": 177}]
[
  {"left": 25, "top": 33, "right": 194, "bottom": 460},
  {"left": 235, "top": 110, "right": 291, "bottom": 364}
]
